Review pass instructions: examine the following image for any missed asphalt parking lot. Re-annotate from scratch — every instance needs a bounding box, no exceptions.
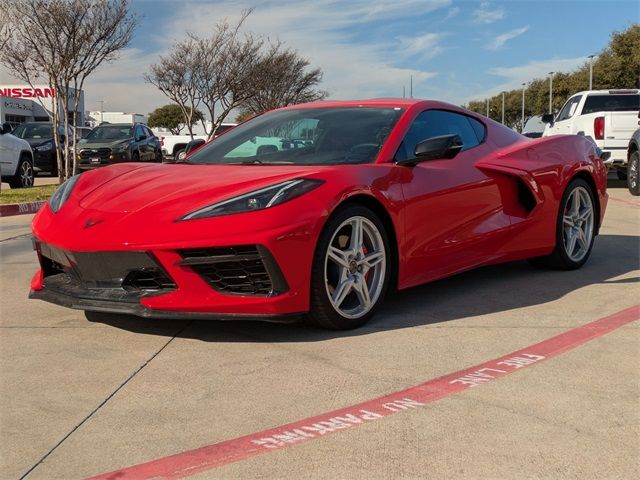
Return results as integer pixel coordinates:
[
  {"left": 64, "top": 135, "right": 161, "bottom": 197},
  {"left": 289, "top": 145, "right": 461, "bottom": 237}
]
[{"left": 1, "top": 180, "right": 638, "bottom": 480}]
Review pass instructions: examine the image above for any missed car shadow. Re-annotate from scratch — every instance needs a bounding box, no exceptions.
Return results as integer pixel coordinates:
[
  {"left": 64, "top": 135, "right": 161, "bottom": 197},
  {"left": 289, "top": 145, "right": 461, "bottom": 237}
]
[{"left": 85, "top": 233, "right": 639, "bottom": 343}]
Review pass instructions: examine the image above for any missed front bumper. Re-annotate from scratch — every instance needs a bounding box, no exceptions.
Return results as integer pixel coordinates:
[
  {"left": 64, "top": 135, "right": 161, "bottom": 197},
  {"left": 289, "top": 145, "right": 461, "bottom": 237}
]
[
  {"left": 77, "top": 148, "right": 131, "bottom": 170},
  {"left": 30, "top": 209, "right": 317, "bottom": 319}
]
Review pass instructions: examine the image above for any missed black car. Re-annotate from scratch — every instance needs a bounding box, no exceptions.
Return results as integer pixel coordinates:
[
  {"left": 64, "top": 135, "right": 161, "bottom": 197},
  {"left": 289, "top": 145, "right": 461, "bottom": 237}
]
[
  {"left": 10, "top": 122, "right": 68, "bottom": 176},
  {"left": 76, "top": 123, "right": 162, "bottom": 170}
]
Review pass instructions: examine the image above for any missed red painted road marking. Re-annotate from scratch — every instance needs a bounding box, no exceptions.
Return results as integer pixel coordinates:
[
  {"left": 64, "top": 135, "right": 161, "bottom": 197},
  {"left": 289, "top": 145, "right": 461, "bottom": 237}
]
[
  {"left": 608, "top": 196, "right": 640, "bottom": 207},
  {"left": 88, "top": 305, "right": 640, "bottom": 480},
  {"left": 0, "top": 201, "right": 45, "bottom": 217}
]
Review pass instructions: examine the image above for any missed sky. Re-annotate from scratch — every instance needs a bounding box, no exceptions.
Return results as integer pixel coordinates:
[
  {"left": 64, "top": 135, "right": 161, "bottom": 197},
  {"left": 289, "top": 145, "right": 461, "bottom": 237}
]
[{"left": 1, "top": 0, "right": 638, "bottom": 118}]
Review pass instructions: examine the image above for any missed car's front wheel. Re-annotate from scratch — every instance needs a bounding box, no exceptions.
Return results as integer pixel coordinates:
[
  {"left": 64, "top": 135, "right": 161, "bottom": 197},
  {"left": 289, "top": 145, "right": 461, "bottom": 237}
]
[
  {"left": 308, "top": 205, "right": 391, "bottom": 330},
  {"left": 529, "top": 178, "right": 596, "bottom": 270},
  {"left": 8, "top": 155, "right": 34, "bottom": 189},
  {"left": 628, "top": 151, "right": 639, "bottom": 196}
]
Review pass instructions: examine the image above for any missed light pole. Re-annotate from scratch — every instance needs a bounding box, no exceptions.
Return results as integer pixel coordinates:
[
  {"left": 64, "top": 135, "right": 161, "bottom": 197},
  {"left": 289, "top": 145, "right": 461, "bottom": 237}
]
[
  {"left": 588, "top": 54, "right": 596, "bottom": 89},
  {"left": 548, "top": 71, "right": 554, "bottom": 114},
  {"left": 98, "top": 100, "right": 105, "bottom": 124},
  {"left": 521, "top": 83, "right": 526, "bottom": 132},
  {"left": 501, "top": 91, "right": 505, "bottom": 124},
  {"left": 486, "top": 98, "right": 489, "bottom": 117}
]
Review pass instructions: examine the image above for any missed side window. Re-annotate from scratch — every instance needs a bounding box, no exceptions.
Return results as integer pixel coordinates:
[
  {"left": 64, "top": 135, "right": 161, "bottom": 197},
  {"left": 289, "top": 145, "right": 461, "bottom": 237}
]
[
  {"left": 556, "top": 95, "right": 582, "bottom": 122},
  {"left": 135, "top": 125, "right": 144, "bottom": 139},
  {"left": 395, "top": 110, "right": 482, "bottom": 161},
  {"left": 144, "top": 126, "right": 154, "bottom": 137}
]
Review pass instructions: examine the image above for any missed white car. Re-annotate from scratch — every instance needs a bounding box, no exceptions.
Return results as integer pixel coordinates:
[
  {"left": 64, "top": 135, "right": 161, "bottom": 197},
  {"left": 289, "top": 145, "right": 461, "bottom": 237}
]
[
  {"left": 0, "top": 123, "right": 35, "bottom": 189},
  {"left": 542, "top": 89, "right": 640, "bottom": 179}
]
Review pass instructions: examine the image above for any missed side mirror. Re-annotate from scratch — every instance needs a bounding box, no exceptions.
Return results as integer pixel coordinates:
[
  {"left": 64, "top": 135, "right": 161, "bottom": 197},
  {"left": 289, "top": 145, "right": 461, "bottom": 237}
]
[
  {"left": 541, "top": 113, "right": 555, "bottom": 125},
  {"left": 0, "top": 122, "right": 12, "bottom": 135},
  {"left": 398, "top": 134, "right": 463, "bottom": 166},
  {"left": 184, "top": 138, "right": 206, "bottom": 155}
]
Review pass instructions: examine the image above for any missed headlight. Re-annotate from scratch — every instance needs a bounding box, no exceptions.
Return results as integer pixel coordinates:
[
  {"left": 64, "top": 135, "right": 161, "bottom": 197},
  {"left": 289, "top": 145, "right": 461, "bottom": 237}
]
[
  {"left": 36, "top": 141, "right": 53, "bottom": 152},
  {"left": 114, "top": 142, "right": 130, "bottom": 152},
  {"left": 49, "top": 174, "right": 80, "bottom": 213},
  {"left": 180, "top": 178, "right": 324, "bottom": 221}
]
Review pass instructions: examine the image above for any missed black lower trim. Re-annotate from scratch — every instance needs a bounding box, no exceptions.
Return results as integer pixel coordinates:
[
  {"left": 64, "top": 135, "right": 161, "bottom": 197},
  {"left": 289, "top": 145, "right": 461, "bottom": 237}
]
[{"left": 29, "top": 288, "right": 303, "bottom": 323}]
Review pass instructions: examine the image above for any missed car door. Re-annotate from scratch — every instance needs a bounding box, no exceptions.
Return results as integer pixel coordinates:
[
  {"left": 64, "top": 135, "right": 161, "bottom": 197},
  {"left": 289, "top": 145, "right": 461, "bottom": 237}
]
[
  {"left": 0, "top": 132, "right": 19, "bottom": 177},
  {"left": 397, "top": 109, "right": 512, "bottom": 287},
  {"left": 133, "top": 125, "right": 147, "bottom": 160},
  {"left": 549, "top": 95, "right": 582, "bottom": 135}
]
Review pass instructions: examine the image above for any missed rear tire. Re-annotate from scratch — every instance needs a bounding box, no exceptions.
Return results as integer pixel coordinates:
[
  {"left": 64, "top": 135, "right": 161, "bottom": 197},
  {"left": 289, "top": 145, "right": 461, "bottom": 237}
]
[
  {"left": 528, "top": 178, "right": 596, "bottom": 270},
  {"left": 8, "top": 155, "right": 34, "bottom": 189},
  {"left": 627, "top": 151, "right": 639, "bottom": 196},
  {"left": 307, "top": 205, "right": 391, "bottom": 330}
]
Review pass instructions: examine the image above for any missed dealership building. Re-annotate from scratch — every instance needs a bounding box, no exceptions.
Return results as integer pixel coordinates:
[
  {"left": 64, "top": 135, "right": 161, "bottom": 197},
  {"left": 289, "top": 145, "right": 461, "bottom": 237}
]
[{"left": 0, "top": 85, "right": 85, "bottom": 127}]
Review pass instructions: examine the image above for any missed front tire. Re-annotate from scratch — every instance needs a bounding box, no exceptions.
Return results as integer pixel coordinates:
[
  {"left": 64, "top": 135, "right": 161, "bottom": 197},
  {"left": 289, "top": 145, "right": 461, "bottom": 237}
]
[
  {"left": 307, "top": 205, "right": 391, "bottom": 330},
  {"left": 8, "top": 156, "right": 34, "bottom": 189},
  {"left": 628, "top": 151, "right": 639, "bottom": 196},
  {"left": 529, "top": 178, "right": 596, "bottom": 270}
]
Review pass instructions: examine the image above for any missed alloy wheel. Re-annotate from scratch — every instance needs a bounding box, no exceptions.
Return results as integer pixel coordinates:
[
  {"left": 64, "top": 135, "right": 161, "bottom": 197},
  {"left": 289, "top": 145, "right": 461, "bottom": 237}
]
[
  {"left": 324, "top": 216, "right": 386, "bottom": 319},
  {"left": 562, "top": 186, "right": 594, "bottom": 262},
  {"left": 20, "top": 161, "right": 34, "bottom": 187}
]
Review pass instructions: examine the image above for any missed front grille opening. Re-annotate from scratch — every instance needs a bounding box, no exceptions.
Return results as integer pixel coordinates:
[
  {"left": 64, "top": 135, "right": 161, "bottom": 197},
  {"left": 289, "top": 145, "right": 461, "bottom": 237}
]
[
  {"left": 178, "top": 245, "right": 287, "bottom": 296},
  {"left": 40, "top": 254, "right": 65, "bottom": 278},
  {"left": 122, "top": 268, "right": 176, "bottom": 291}
]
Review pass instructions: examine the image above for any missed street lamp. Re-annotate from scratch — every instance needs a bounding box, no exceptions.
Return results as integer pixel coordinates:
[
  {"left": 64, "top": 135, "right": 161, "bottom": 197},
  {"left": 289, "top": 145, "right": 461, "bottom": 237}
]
[
  {"left": 486, "top": 98, "right": 489, "bottom": 117},
  {"left": 501, "top": 91, "right": 505, "bottom": 124},
  {"left": 98, "top": 100, "right": 105, "bottom": 124},
  {"left": 548, "top": 72, "right": 554, "bottom": 114},
  {"left": 521, "top": 83, "right": 526, "bottom": 132},
  {"left": 588, "top": 54, "right": 596, "bottom": 89}
]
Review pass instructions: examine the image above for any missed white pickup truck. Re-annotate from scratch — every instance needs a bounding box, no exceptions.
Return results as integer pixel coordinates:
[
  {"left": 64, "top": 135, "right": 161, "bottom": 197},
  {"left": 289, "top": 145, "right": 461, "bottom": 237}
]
[
  {"left": 542, "top": 89, "right": 640, "bottom": 179},
  {"left": 156, "top": 123, "right": 237, "bottom": 161}
]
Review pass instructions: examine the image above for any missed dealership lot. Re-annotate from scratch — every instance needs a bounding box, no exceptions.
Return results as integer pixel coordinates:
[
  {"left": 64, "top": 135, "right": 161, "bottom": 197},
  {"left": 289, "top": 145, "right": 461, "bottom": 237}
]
[{"left": 1, "top": 181, "right": 638, "bottom": 479}]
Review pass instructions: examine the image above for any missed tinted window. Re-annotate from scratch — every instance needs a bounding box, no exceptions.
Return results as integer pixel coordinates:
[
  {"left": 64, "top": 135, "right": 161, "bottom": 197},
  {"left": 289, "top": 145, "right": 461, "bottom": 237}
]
[
  {"left": 187, "top": 107, "right": 404, "bottom": 166},
  {"left": 12, "top": 123, "right": 53, "bottom": 139},
  {"left": 85, "top": 125, "right": 134, "bottom": 140},
  {"left": 395, "top": 110, "right": 481, "bottom": 161},
  {"left": 582, "top": 94, "right": 640, "bottom": 114},
  {"left": 557, "top": 95, "right": 582, "bottom": 122}
]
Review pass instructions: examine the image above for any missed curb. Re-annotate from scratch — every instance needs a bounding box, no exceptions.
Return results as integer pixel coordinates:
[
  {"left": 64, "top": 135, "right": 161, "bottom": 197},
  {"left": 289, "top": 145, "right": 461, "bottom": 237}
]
[{"left": 0, "top": 201, "right": 45, "bottom": 218}]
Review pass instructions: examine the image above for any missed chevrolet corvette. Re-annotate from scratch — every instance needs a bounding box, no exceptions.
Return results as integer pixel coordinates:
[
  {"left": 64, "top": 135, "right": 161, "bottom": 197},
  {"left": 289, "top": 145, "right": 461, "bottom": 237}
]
[{"left": 30, "top": 99, "right": 608, "bottom": 329}]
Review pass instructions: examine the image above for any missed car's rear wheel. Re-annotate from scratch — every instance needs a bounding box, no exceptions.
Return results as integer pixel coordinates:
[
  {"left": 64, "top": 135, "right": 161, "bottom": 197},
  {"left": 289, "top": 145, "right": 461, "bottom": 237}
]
[
  {"left": 628, "top": 151, "right": 639, "bottom": 196},
  {"left": 529, "top": 178, "right": 596, "bottom": 270},
  {"left": 307, "top": 205, "right": 391, "bottom": 330},
  {"left": 8, "top": 155, "right": 34, "bottom": 189}
]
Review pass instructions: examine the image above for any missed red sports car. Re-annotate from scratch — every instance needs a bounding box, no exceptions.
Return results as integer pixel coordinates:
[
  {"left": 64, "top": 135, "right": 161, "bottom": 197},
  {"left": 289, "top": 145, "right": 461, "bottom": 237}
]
[{"left": 30, "top": 99, "right": 608, "bottom": 329}]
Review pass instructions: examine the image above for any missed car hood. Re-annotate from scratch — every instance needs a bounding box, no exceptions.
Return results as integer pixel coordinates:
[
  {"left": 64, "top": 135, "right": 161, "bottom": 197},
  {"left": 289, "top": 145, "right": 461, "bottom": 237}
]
[
  {"left": 78, "top": 138, "right": 132, "bottom": 149},
  {"left": 25, "top": 137, "right": 53, "bottom": 147},
  {"left": 77, "top": 163, "right": 324, "bottom": 215}
]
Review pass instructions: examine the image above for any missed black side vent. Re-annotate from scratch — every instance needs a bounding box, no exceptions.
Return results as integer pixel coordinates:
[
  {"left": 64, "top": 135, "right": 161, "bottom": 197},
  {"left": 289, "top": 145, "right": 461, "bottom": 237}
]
[
  {"left": 177, "top": 245, "right": 288, "bottom": 297},
  {"left": 517, "top": 178, "right": 537, "bottom": 213}
]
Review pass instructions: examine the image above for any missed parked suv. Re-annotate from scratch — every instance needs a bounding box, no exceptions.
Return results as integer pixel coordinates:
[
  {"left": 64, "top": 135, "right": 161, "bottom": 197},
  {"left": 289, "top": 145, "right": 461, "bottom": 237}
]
[
  {"left": 11, "top": 122, "right": 70, "bottom": 176},
  {"left": 76, "top": 123, "right": 161, "bottom": 170},
  {"left": 0, "top": 123, "right": 34, "bottom": 189}
]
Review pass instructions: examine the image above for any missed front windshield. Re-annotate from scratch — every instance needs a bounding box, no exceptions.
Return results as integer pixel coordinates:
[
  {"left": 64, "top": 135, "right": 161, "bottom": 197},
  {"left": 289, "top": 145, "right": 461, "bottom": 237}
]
[
  {"left": 12, "top": 124, "right": 53, "bottom": 139},
  {"left": 85, "top": 125, "right": 134, "bottom": 141},
  {"left": 187, "top": 107, "right": 405, "bottom": 166}
]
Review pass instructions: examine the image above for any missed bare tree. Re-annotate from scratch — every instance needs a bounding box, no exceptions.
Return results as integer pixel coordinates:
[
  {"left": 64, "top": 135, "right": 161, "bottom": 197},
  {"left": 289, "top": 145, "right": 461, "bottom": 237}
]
[
  {"left": 0, "top": 0, "right": 136, "bottom": 181},
  {"left": 190, "top": 10, "right": 264, "bottom": 139},
  {"left": 240, "top": 43, "right": 327, "bottom": 117},
  {"left": 144, "top": 38, "right": 201, "bottom": 139}
]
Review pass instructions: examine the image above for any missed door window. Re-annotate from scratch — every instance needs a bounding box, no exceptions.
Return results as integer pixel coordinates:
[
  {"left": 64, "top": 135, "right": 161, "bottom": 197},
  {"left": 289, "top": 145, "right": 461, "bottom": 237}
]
[
  {"left": 556, "top": 95, "right": 582, "bottom": 122},
  {"left": 395, "top": 110, "right": 484, "bottom": 162}
]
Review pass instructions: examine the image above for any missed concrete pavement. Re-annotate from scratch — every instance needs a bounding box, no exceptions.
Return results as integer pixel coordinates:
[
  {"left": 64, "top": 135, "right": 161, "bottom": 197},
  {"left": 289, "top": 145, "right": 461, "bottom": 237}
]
[{"left": 1, "top": 182, "right": 638, "bottom": 480}]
